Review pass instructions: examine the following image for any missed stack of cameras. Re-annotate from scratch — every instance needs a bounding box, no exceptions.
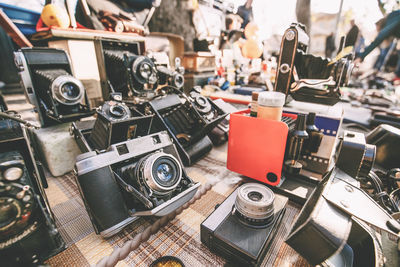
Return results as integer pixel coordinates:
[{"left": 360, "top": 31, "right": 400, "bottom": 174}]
[
  {"left": 0, "top": 110, "right": 64, "bottom": 265},
  {"left": 68, "top": 48, "right": 226, "bottom": 237}
]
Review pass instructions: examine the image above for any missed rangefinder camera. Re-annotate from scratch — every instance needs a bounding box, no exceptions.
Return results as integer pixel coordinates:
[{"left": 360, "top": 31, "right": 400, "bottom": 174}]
[
  {"left": 0, "top": 116, "right": 64, "bottom": 265},
  {"left": 201, "top": 183, "right": 288, "bottom": 266},
  {"left": 14, "top": 47, "right": 92, "bottom": 127},
  {"left": 75, "top": 131, "right": 200, "bottom": 237}
]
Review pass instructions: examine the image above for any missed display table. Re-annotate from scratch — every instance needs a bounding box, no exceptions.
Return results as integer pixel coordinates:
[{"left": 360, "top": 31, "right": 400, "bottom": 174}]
[
  {"left": 4, "top": 93, "right": 309, "bottom": 266},
  {"left": 44, "top": 144, "right": 310, "bottom": 267}
]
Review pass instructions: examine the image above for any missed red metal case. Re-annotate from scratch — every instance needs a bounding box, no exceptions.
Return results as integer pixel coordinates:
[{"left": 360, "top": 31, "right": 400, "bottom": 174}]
[{"left": 227, "top": 109, "right": 296, "bottom": 186}]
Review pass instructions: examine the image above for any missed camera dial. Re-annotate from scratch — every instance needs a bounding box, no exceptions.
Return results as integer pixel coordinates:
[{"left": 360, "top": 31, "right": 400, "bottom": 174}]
[
  {"left": 136, "top": 152, "right": 182, "bottom": 195},
  {"left": 358, "top": 144, "right": 376, "bottom": 178},
  {"left": 0, "top": 182, "right": 35, "bottom": 242},
  {"left": 234, "top": 183, "right": 275, "bottom": 227},
  {"left": 52, "top": 75, "right": 84, "bottom": 105}
]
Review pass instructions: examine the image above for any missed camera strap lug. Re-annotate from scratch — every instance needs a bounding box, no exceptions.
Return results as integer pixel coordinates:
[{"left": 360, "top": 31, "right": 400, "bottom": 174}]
[
  {"left": 323, "top": 170, "right": 400, "bottom": 236},
  {"left": 113, "top": 171, "right": 154, "bottom": 209}
]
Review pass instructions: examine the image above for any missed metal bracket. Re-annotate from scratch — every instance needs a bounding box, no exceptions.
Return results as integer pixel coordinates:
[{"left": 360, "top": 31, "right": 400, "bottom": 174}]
[{"left": 323, "top": 170, "right": 400, "bottom": 236}]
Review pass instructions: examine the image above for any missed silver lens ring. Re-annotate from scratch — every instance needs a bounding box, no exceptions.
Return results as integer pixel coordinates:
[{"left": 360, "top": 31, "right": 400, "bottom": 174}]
[
  {"left": 235, "top": 183, "right": 275, "bottom": 225},
  {"left": 51, "top": 75, "right": 84, "bottom": 105},
  {"left": 141, "top": 152, "right": 182, "bottom": 193}
]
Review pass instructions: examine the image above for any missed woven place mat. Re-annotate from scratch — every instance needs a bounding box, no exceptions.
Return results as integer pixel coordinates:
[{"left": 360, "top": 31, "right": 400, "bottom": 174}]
[{"left": 3, "top": 94, "right": 310, "bottom": 266}]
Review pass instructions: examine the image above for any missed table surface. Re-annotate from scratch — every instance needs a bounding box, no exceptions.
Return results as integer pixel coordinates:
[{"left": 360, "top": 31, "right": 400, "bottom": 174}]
[{"left": 4, "top": 93, "right": 310, "bottom": 267}]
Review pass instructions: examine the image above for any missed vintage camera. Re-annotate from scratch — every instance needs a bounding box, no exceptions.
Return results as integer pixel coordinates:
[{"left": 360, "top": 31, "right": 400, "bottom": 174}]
[
  {"left": 0, "top": 116, "right": 64, "bottom": 265},
  {"left": 201, "top": 183, "right": 288, "bottom": 266},
  {"left": 275, "top": 23, "right": 354, "bottom": 105},
  {"left": 103, "top": 49, "right": 158, "bottom": 98},
  {"left": 14, "top": 47, "right": 92, "bottom": 127},
  {"left": 146, "top": 88, "right": 227, "bottom": 165},
  {"left": 156, "top": 58, "right": 185, "bottom": 90},
  {"left": 88, "top": 95, "right": 154, "bottom": 150},
  {"left": 75, "top": 131, "right": 200, "bottom": 237}
]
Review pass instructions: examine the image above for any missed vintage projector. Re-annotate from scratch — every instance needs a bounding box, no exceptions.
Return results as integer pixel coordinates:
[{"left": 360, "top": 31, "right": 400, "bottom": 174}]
[
  {"left": 14, "top": 48, "right": 92, "bottom": 127},
  {"left": 145, "top": 87, "right": 227, "bottom": 165},
  {"left": 103, "top": 49, "right": 158, "bottom": 98},
  {"left": 201, "top": 183, "right": 288, "bottom": 266},
  {"left": 274, "top": 23, "right": 354, "bottom": 105},
  {"left": 74, "top": 131, "right": 200, "bottom": 237},
  {"left": 0, "top": 113, "right": 64, "bottom": 265}
]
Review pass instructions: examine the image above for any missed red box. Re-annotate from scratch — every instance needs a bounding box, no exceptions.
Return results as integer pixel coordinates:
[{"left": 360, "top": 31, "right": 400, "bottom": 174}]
[{"left": 227, "top": 110, "right": 297, "bottom": 186}]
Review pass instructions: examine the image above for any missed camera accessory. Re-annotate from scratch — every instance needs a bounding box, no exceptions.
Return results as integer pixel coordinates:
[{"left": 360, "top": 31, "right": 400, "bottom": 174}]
[
  {"left": 256, "top": 91, "right": 286, "bottom": 121},
  {"left": 14, "top": 47, "right": 92, "bottom": 127},
  {"left": 302, "top": 112, "right": 323, "bottom": 154},
  {"left": 336, "top": 130, "right": 376, "bottom": 179},
  {"left": 75, "top": 131, "right": 200, "bottom": 237},
  {"left": 148, "top": 89, "right": 226, "bottom": 166},
  {"left": 103, "top": 49, "right": 158, "bottom": 97},
  {"left": 89, "top": 99, "right": 154, "bottom": 150},
  {"left": 286, "top": 167, "right": 399, "bottom": 267},
  {"left": 157, "top": 65, "right": 185, "bottom": 90},
  {"left": 275, "top": 23, "right": 354, "bottom": 105},
  {"left": 201, "top": 183, "right": 288, "bottom": 266},
  {"left": 150, "top": 256, "right": 185, "bottom": 267},
  {"left": 0, "top": 116, "right": 64, "bottom": 265},
  {"left": 284, "top": 114, "right": 308, "bottom": 174},
  {"left": 366, "top": 124, "right": 400, "bottom": 170}
]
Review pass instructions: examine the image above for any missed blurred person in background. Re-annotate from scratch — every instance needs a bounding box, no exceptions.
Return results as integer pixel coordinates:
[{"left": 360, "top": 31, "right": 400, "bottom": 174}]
[
  {"left": 237, "top": 0, "right": 253, "bottom": 29},
  {"left": 355, "top": 10, "right": 400, "bottom": 81},
  {"left": 325, "top": 32, "right": 336, "bottom": 58},
  {"left": 345, "top": 19, "right": 360, "bottom": 48}
]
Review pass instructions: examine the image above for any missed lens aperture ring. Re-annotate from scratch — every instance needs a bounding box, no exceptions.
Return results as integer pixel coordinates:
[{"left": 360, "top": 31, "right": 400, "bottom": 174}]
[{"left": 51, "top": 75, "right": 85, "bottom": 105}]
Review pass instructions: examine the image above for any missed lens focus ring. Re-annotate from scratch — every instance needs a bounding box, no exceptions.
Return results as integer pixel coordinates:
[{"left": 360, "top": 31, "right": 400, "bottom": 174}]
[
  {"left": 51, "top": 75, "right": 85, "bottom": 105},
  {"left": 140, "top": 152, "right": 182, "bottom": 194},
  {"left": 235, "top": 183, "right": 275, "bottom": 225}
]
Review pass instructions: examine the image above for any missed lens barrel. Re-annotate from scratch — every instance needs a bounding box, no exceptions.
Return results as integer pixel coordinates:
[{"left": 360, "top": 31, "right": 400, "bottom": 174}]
[{"left": 234, "top": 183, "right": 275, "bottom": 227}]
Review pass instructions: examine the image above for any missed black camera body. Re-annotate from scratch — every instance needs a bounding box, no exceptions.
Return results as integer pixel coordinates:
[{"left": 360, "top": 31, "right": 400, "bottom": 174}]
[
  {"left": 275, "top": 23, "right": 354, "bottom": 105},
  {"left": 201, "top": 183, "right": 288, "bottom": 266},
  {"left": 0, "top": 117, "right": 64, "bottom": 265},
  {"left": 147, "top": 88, "right": 227, "bottom": 165},
  {"left": 14, "top": 47, "right": 92, "bottom": 127},
  {"left": 104, "top": 50, "right": 158, "bottom": 98},
  {"left": 75, "top": 131, "right": 200, "bottom": 237},
  {"left": 89, "top": 98, "right": 155, "bottom": 150}
]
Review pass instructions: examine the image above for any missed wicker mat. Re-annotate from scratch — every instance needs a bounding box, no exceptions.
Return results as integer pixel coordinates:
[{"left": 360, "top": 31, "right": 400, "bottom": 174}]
[{"left": 4, "top": 93, "right": 310, "bottom": 267}]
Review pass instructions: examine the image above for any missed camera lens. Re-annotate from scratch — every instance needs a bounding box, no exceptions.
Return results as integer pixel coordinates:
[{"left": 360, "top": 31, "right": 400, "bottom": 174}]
[
  {"left": 358, "top": 144, "right": 376, "bottom": 178},
  {"left": 193, "top": 95, "right": 212, "bottom": 114},
  {"left": 52, "top": 76, "right": 84, "bottom": 105},
  {"left": 248, "top": 191, "right": 263, "bottom": 201},
  {"left": 61, "top": 82, "right": 80, "bottom": 99},
  {"left": 137, "top": 152, "right": 182, "bottom": 194},
  {"left": 109, "top": 105, "right": 126, "bottom": 118},
  {"left": 156, "top": 163, "right": 174, "bottom": 182},
  {"left": 235, "top": 183, "right": 275, "bottom": 227},
  {"left": 139, "top": 62, "right": 152, "bottom": 79}
]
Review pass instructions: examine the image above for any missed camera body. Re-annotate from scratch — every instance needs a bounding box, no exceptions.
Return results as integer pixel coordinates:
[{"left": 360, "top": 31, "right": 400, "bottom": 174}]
[
  {"left": 147, "top": 88, "right": 227, "bottom": 165},
  {"left": 201, "top": 183, "right": 288, "bottom": 266},
  {"left": 275, "top": 23, "right": 354, "bottom": 105},
  {"left": 75, "top": 131, "right": 200, "bottom": 237},
  {"left": 14, "top": 47, "right": 92, "bottom": 127},
  {"left": 104, "top": 50, "right": 158, "bottom": 98},
  {"left": 89, "top": 98, "right": 154, "bottom": 150},
  {"left": 0, "top": 117, "right": 64, "bottom": 265}
]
